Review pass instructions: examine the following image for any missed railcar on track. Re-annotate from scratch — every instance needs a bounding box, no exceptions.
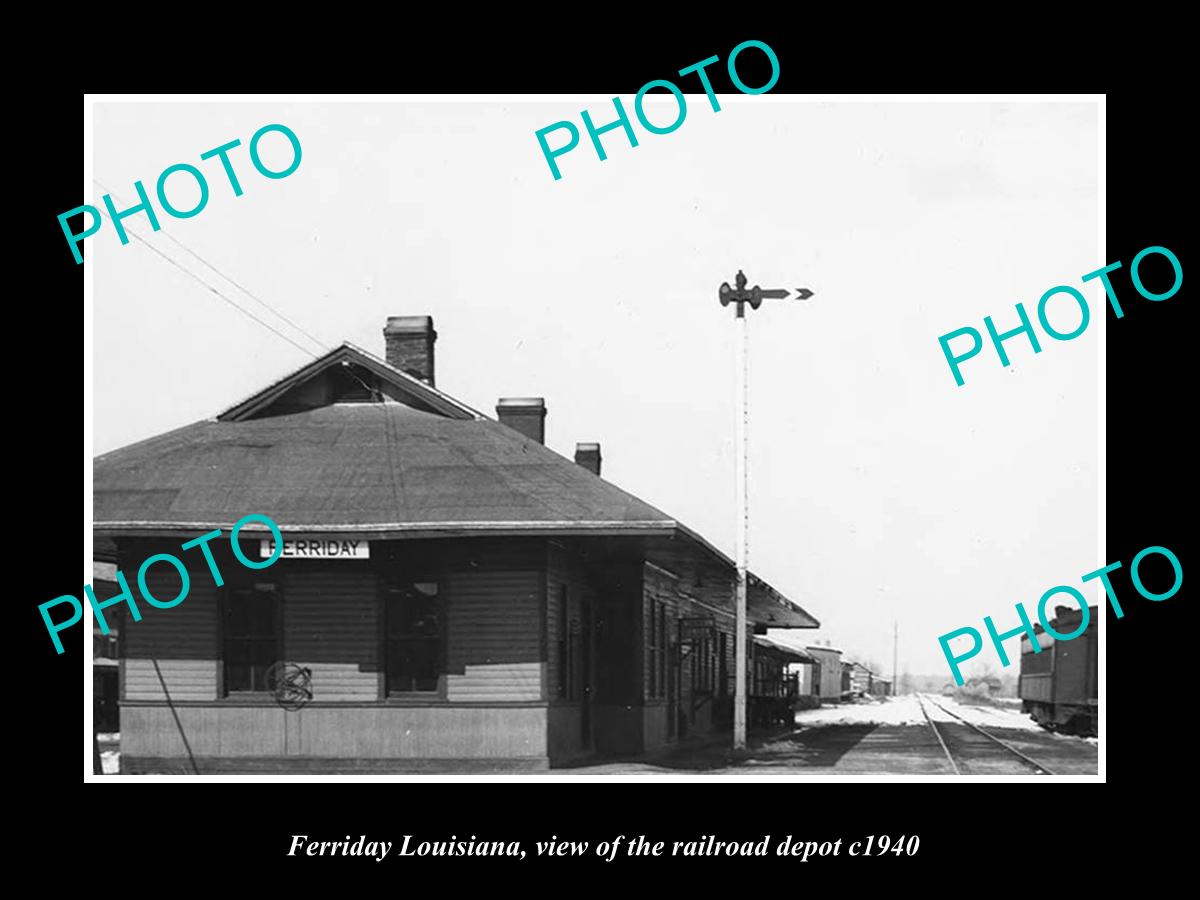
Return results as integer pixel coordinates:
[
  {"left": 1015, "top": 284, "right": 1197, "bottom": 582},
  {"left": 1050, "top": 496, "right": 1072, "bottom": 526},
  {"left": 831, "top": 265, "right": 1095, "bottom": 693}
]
[{"left": 1018, "top": 605, "right": 1097, "bottom": 735}]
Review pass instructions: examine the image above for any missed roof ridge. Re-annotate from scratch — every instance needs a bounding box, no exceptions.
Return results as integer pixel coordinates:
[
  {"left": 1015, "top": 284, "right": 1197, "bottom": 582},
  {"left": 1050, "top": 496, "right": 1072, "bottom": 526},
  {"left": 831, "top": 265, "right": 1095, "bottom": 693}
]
[
  {"left": 339, "top": 341, "right": 487, "bottom": 419},
  {"left": 214, "top": 343, "right": 486, "bottom": 422}
]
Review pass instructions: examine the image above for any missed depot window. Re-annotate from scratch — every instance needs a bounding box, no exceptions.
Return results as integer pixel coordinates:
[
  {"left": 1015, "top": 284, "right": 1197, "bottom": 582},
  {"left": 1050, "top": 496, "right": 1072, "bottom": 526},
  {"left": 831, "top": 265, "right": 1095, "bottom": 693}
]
[
  {"left": 718, "top": 632, "right": 728, "bottom": 696},
  {"left": 648, "top": 598, "right": 659, "bottom": 698},
  {"left": 223, "top": 582, "right": 280, "bottom": 694},
  {"left": 658, "top": 603, "right": 667, "bottom": 697},
  {"left": 385, "top": 581, "right": 442, "bottom": 694},
  {"left": 557, "top": 585, "right": 570, "bottom": 699}
]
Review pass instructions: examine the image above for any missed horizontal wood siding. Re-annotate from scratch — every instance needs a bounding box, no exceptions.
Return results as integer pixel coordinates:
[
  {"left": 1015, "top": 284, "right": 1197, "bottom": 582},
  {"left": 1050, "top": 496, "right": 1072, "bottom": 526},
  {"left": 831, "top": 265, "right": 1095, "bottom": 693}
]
[
  {"left": 123, "top": 705, "right": 286, "bottom": 757},
  {"left": 121, "top": 541, "right": 219, "bottom": 701},
  {"left": 284, "top": 566, "right": 379, "bottom": 701},
  {"left": 122, "top": 705, "right": 548, "bottom": 761},
  {"left": 124, "top": 660, "right": 219, "bottom": 702},
  {"left": 446, "top": 663, "right": 542, "bottom": 702},
  {"left": 290, "top": 706, "right": 546, "bottom": 757},
  {"left": 445, "top": 568, "right": 542, "bottom": 701},
  {"left": 123, "top": 756, "right": 550, "bottom": 774}
]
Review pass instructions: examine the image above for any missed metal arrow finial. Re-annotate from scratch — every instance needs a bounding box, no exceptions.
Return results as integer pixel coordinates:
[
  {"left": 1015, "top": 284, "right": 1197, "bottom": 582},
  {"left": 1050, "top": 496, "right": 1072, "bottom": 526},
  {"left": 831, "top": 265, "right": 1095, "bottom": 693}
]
[{"left": 719, "top": 270, "right": 813, "bottom": 317}]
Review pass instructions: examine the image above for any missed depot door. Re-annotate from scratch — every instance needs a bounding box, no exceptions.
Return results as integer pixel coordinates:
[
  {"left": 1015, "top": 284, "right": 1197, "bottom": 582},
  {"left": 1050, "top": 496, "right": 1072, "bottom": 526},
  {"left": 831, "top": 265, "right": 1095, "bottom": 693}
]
[
  {"left": 580, "top": 598, "right": 593, "bottom": 748},
  {"left": 667, "top": 639, "right": 678, "bottom": 738}
]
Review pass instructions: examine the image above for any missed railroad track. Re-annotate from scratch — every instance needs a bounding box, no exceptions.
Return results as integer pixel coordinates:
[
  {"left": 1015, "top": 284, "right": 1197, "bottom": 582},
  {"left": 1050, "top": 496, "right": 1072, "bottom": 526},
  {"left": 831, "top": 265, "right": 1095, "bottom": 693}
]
[{"left": 916, "top": 693, "right": 1057, "bottom": 776}]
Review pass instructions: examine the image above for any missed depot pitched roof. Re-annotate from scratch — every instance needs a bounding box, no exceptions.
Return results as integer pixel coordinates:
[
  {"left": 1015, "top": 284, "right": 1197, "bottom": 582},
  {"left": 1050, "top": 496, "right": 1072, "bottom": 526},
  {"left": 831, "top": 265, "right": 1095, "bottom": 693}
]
[
  {"left": 94, "top": 400, "right": 676, "bottom": 534},
  {"left": 93, "top": 341, "right": 819, "bottom": 628}
]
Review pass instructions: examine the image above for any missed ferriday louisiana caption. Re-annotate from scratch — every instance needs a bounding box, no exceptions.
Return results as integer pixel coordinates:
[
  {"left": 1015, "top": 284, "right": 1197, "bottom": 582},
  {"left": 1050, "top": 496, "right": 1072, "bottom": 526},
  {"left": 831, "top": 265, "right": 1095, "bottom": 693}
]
[{"left": 288, "top": 834, "right": 920, "bottom": 862}]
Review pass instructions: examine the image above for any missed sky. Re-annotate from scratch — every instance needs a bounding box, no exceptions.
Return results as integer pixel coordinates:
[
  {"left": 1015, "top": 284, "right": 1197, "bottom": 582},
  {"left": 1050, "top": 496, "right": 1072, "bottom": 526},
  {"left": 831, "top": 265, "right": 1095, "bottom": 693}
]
[{"left": 91, "top": 98, "right": 1100, "bottom": 677}]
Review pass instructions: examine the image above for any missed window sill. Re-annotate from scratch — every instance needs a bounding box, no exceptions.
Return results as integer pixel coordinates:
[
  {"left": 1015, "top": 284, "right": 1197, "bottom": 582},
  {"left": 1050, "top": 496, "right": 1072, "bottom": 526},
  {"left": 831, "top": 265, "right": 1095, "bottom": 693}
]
[
  {"left": 383, "top": 695, "right": 446, "bottom": 705},
  {"left": 121, "top": 698, "right": 551, "bottom": 709},
  {"left": 220, "top": 693, "right": 279, "bottom": 704}
]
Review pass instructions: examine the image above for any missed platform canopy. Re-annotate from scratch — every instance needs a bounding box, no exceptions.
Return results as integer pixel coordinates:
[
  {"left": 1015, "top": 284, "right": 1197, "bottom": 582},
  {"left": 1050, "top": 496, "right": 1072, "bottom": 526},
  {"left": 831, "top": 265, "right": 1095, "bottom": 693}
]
[{"left": 754, "top": 635, "right": 817, "bottom": 663}]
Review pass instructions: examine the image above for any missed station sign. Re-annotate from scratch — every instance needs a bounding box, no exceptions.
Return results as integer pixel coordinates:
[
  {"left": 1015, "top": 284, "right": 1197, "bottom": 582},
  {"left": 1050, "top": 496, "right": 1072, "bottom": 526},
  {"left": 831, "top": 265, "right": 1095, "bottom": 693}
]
[
  {"left": 260, "top": 538, "right": 370, "bottom": 560},
  {"left": 678, "top": 616, "right": 715, "bottom": 643}
]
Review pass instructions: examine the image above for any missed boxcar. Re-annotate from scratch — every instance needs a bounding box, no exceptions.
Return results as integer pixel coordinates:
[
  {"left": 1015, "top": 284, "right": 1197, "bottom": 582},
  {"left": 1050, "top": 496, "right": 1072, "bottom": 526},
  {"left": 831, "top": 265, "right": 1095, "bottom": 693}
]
[{"left": 1018, "top": 605, "right": 1097, "bottom": 735}]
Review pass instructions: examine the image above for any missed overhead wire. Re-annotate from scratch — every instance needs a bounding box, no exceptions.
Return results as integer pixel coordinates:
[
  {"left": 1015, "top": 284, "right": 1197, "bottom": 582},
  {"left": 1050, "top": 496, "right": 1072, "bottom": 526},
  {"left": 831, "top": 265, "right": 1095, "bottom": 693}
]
[
  {"left": 87, "top": 184, "right": 327, "bottom": 361},
  {"left": 91, "top": 180, "right": 331, "bottom": 358},
  {"left": 89, "top": 182, "right": 407, "bottom": 512}
]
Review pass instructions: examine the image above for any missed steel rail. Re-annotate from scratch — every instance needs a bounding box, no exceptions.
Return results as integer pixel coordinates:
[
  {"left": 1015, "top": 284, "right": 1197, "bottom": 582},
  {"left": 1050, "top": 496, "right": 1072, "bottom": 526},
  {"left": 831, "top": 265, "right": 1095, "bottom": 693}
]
[
  {"left": 916, "top": 693, "right": 961, "bottom": 775},
  {"left": 923, "top": 694, "right": 1058, "bottom": 776}
]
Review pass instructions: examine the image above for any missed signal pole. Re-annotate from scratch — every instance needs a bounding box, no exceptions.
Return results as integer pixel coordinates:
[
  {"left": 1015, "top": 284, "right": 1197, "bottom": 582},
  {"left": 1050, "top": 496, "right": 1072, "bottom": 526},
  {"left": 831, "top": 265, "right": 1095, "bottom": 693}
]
[
  {"left": 719, "top": 270, "right": 813, "bottom": 750},
  {"left": 733, "top": 292, "right": 749, "bottom": 749}
]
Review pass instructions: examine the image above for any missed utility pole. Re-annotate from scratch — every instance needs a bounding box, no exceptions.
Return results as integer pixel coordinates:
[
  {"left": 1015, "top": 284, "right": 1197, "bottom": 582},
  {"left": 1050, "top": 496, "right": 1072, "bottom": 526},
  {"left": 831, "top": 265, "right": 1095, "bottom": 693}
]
[
  {"left": 719, "top": 270, "right": 813, "bottom": 750},
  {"left": 893, "top": 620, "right": 899, "bottom": 696}
]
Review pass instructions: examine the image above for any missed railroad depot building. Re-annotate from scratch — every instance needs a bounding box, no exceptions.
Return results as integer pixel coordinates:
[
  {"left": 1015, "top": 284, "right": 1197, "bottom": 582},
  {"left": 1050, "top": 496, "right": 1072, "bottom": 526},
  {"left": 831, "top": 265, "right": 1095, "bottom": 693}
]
[{"left": 94, "top": 316, "right": 819, "bottom": 773}]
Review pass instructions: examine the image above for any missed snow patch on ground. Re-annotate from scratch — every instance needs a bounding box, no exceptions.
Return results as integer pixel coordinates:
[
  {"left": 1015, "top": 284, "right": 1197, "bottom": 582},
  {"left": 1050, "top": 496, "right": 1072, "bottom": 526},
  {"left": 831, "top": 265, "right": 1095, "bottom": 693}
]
[
  {"left": 790, "top": 694, "right": 1050, "bottom": 732},
  {"left": 793, "top": 695, "right": 926, "bottom": 728},
  {"left": 991, "top": 697, "right": 1023, "bottom": 708}
]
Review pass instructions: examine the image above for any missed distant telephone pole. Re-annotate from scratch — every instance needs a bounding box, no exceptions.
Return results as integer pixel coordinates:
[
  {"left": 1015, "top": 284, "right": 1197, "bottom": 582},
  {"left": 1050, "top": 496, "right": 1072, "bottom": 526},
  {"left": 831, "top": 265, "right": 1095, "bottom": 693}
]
[{"left": 892, "top": 620, "right": 899, "bottom": 695}]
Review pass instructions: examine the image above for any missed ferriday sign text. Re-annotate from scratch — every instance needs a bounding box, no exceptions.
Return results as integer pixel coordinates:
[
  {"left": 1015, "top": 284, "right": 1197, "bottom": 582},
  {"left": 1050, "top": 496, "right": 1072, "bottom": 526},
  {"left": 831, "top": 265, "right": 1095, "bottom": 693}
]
[{"left": 261, "top": 538, "right": 369, "bottom": 560}]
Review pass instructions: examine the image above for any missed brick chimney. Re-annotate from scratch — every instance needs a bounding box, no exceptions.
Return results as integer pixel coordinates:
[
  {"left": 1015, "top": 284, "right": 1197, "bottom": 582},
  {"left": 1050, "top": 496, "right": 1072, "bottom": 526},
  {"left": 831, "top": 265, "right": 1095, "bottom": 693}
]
[
  {"left": 383, "top": 316, "right": 436, "bottom": 386},
  {"left": 496, "top": 398, "right": 546, "bottom": 444},
  {"left": 574, "top": 442, "right": 601, "bottom": 476}
]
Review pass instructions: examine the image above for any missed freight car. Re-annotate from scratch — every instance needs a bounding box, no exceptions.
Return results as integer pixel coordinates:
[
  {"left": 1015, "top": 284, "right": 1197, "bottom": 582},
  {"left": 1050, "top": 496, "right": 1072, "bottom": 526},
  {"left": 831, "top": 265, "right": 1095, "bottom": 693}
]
[{"left": 1018, "top": 605, "right": 1097, "bottom": 735}]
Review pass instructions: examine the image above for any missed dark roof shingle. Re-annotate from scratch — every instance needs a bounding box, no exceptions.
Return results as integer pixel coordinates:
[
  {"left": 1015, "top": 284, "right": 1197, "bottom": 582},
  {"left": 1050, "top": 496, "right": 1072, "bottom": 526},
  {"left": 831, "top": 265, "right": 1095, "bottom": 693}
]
[{"left": 95, "top": 402, "right": 675, "bottom": 532}]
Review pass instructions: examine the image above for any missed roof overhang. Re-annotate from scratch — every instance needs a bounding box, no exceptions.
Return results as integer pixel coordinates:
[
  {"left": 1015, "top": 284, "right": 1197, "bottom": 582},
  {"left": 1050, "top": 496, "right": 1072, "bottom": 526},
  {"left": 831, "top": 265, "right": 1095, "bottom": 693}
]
[
  {"left": 754, "top": 636, "right": 817, "bottom": 663},
  {"left": 669, "top": 526, "right": 819, "bottom": 629},
  {"left": 93, "top": 523, "right": 820, "bottom": 628},
  {"left": 93, "top": 520, "right": 678, "bottom": 540},
  {"left": 748, "top": 572, "right": 819, "bottom": 629}
]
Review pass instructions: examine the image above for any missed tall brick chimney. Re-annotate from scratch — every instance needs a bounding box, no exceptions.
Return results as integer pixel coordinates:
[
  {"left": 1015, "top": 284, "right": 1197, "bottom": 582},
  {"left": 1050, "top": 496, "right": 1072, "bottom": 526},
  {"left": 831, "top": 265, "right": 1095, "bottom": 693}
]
[
  {"left": 383, "top": 316, "right": 436, "bottom": 386},
  {"left": 496, "top": 398, "right": 546, "bottom": 444},
  {"left": 574, "top": 442, "right": 601, "bottom": 476}
]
